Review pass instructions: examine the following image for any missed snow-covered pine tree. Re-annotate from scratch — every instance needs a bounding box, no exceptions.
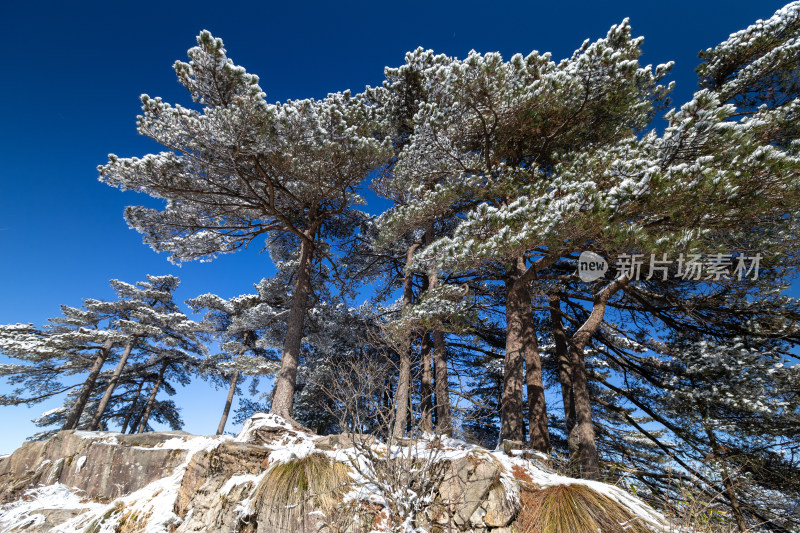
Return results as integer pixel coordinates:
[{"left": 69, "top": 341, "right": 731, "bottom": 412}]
[
  {"left": 84, "top": 275, "right": 206, "bottom": 431},
  {"left": 1, "top": 276, "right": 206, "bottom": 438},
  {"left": 0, "top": 305, "right": 127, "bottom": 431},
  {"left": 366, "top": 51, "right": 493, "bottom": 438},
  {"left": 0, "top": 323, "right": 85, "bottom": 408},
  {"left": 99, "top": 31, "right": 392, "bottom": 423},
  {"left": 186, "top": 289, "right": 275, "bottom": 435},
  {"left": 379, "top": 3, "right": 800, "bottom": 480},
  {"left": 377, "top": 24, "right": 672, "bottom": 459}
]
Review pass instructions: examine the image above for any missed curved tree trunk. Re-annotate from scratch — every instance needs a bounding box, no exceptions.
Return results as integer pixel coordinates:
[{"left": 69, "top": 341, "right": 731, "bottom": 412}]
[
  {"left": 218, "top": 332, "right": 250, "bottom": 435},
  {"left": 217, "top": 369, "right": 240, "bottom": 435},
  {"left": 137, "top": 361, "right": 168, "bottom": 434},
  {"left": 550, "top": 295, "right": 578, "bottom": 465},
  {"left": 569, "top": 276, "right": 630, "bottom": 479},
  {"left": 270, "top": 233, "right": 315, "bottom": 421},
  {"left": 63, "top": 338, "right": 114, "bottom": 430},
  {"left": 393, "top": 242, "right": 420, "bottom": 439},
  {"left": 89, "top": 340, "right": 135, "bottom": 431}
]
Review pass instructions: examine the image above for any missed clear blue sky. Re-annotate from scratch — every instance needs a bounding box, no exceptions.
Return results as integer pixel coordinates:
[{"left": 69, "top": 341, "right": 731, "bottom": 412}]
[{"left": 0, "top": 0, "right": 790, "bottom": 454}]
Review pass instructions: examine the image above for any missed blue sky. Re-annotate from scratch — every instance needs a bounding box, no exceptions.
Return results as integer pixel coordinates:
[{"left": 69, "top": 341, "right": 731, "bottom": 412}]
[{"left": 0, "top": 0, "right": 790, "bottom": 454}]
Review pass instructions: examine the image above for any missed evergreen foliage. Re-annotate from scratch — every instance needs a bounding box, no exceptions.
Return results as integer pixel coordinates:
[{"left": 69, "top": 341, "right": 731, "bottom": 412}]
[{"left": 2, "top": 5, "right": 800, "bottom": 530}]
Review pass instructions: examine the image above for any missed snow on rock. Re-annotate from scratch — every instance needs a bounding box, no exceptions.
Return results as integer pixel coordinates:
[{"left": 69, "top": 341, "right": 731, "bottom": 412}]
[
  {"left": 0, "top": 419, "right": 671, "bottom": 532},
  {"left": 235, "top": 412, "right": 295, "bottom": 441},
  {"left": 0, "top": 484, "right": 104, "bottom": 532}
]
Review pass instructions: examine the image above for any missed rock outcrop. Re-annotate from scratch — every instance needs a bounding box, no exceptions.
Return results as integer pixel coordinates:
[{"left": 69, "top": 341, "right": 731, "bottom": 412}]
[{"left": 0, "top": 414, "right": 667, "bottom": 533}]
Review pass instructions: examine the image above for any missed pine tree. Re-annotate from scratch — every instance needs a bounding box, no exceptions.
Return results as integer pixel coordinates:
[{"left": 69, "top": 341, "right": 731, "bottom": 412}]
[
  {"left": 187, "top": 290, "right": 269, "bottom": 435},
  {"left": 376, "top": 24, "right": 672, "bottom": 458},
  {"left": 1, "top": 276, "right": 206, "bottom": 437},
  {"left": 85, "top": 275, "right": 206, "bottom": 431},
  {"left": 99, "top": 31, "right": 392, "bottom": 423}
]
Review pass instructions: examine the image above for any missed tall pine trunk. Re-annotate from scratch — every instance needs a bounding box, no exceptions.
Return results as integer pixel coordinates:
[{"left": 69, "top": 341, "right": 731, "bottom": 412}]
[
  {"left": 502, "top": 278, "right": 526, "bottom": 441},
  {"left": 426, "top": 251, "right": 451, "bottom": 436},
  {"left": 89, "top": 340, "right": 134, "bottom": 431},
  {"left": 218, "top": 332, "right": 249, "bottom": 435},
  {"left": 217, "top": 369, "right": 240, "bottom": 435},
  {"left": 420, "top": 331, "right": 434, "bottom": 432},
  {"left": 63, "top": 338, "right": 114, "bottom": 430},
  {"left": 433, "top": 329, "right": 451, "bottom": 435},
  {"left": 502, "top": 258, "right": 543, "bottom": 443},
  {"left": 137, "top": 361, "right": 168, "bottom": 434},
  {"left": 550, "top": 295, "right": 578, "bottom": 464},
  {"left": 524, "top": 307, "right": 550, "bottom": 452},
  {"left": 270, "top": 233, "right": 315, "bottom": 421},
  {"left": 393, "top": 242, "right": 419, "bottom": 439},
  {"left": 418, "top": 223, "right": 437, "bottom": 433},
  {"left": 569, "top": 342, "right": 599, "bottom": 478}
]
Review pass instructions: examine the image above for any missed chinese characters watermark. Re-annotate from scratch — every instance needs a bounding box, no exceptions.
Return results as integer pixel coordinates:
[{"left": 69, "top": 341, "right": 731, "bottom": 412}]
[{"left": 578, "top": 252, "right": 762, "bottom": 282}]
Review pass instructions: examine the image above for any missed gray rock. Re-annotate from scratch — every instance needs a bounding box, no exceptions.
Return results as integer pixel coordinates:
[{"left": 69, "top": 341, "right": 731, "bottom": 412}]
[
  {"left": 439, "top": 453, "right": 502, "bottom": 527},
  {"left": 174, "top": 440, "right": 271, "bottom": 532},
  {"left": 0, "top": 430, "right": 192, "bottom": 503},
  {"left": 482, "top": 481, "right": 518, "bottom": 527},
  {"left": 20, "top": 508, "right": 87, "bottom": 532}
]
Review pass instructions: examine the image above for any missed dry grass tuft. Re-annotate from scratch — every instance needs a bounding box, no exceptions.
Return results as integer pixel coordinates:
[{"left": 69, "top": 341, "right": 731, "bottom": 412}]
[
  {"left": 515, "top": 483, "right": 653, "bottom": 533},
  {"left": 255, "top": 453, "right": 351, "bottom": 532}
]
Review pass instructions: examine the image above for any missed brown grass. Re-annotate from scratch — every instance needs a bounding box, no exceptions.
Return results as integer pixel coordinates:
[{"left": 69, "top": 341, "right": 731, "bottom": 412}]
[
  {"left": 254, "top": 453, "right": 351, "bottom": 532},
  {"left": 514, "top": 483, "right": 654, "bottom": 533},
  {"left": 511, "top": 464, "right": 534, "bottom": 484}
]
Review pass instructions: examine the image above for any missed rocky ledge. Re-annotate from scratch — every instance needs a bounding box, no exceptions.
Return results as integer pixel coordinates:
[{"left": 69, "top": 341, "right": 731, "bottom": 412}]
[{"left": 0, "top": 414, "right": 667, "bottom": 533}]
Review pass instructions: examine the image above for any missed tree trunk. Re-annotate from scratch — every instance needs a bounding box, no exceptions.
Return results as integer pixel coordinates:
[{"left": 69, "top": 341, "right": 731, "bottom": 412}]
[
  {"left": 420, "top": 331, "right": 434, "bottom": 432},
  {"left": 217, "top": 332, "right": 249, "bottom": 435},
  {"left": 270, "top": 233, "right": 315, "bottom": 421},
  {"left": 569, "top": 276, "right": 631, "bottom": 479},
  {"left": 63, "top": 338, "right": 114, "bottom": 430},
  {"left": 433, "top": 329, "right": 451, "bottom": 435},
  {"left": 569, "top": 342, "right": 599, "bottom": 479},
  {"left": 524, "top": 305, "right": 550, "bottom": 453},
  {"left": 89, "top": 340, "right": 134, "bottom": 431},
  {"left": 424, "top": 252, "right": 452, "bottom": 437},
  {"left": 393, "top": 242, "right": 420, "bottom": 439},
  {"left": 137, "top": 361, "right": 168, "bottom": 434},
  {"left": 419, "top": 223, "right": 438, "bottom": 433},
  {"left": 501, "top": 259, "right": 529, "bottom": 443},
  {"left": 217, "top": 369, "right": 240, "bottom": 435},
  {"left": 121, "top": 380, "right": 144, "bottom": 434},
  {"left": 550, "top": 295, "right": 578, "bottom": 464}
]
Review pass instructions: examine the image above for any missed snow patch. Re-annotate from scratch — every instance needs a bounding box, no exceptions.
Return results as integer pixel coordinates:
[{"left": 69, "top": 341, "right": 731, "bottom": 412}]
[{"left": 0, "top": 484, "right": 104, "bottom": 532}]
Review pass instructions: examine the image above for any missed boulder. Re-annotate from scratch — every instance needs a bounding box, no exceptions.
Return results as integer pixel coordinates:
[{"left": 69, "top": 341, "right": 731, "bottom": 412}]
[
  {"left": 438, "top": 453, "right": 502, "bottom": 527},
  {"left": 481, "top": 481, "right": 518, "bottom": 527},
  {"left": 174, "top": 440, "right": 271, "bottom": 531}
]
